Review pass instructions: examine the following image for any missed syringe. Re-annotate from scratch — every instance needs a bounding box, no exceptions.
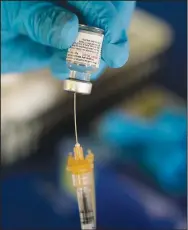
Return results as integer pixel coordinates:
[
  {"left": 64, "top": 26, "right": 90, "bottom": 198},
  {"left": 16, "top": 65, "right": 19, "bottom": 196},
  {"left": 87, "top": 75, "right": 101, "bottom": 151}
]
[{"left": 67, "top": 144, "right": 96, "bottom": 230}]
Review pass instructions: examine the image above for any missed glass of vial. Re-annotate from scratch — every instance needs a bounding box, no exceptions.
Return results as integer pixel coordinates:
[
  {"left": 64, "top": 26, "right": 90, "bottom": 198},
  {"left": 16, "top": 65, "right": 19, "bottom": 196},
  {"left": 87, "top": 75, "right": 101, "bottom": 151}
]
[{"left": 64, "top": 24, "right": 104, "bottom": 95}]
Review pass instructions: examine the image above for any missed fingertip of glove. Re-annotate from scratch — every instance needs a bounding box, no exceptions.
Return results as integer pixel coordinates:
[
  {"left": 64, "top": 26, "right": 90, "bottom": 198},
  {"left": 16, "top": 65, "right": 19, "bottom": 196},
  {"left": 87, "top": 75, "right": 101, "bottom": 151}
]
[
  {"left": 102, "top": 41, "right": 129, "bottom": 68},
  {"left": 47, "top": 10, "right": 79, "bottom": 50},
  {"left": 91, "top": 60, "right": 107, "bottom": 80},
  {"left": 50, "top": 53, "right": 70, "bottom": 80},
  {"left": 59, "top": 13, "right": 79, "bottom": 49},
  {"left": 112, "top": 50, "right": 129, "bottom": 68}
]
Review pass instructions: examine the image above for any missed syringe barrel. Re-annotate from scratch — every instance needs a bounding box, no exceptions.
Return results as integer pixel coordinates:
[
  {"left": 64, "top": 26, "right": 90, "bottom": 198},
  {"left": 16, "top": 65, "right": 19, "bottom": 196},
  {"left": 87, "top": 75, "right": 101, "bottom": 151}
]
[
  {"left": 67, "top": 145, "right": 96, "bottom": 229},
  {"left": 72, "top": 172, "right": 96, "bottom": 230},
  {"left": 72, "top": 172, "right": 92, "bottom": 187}
]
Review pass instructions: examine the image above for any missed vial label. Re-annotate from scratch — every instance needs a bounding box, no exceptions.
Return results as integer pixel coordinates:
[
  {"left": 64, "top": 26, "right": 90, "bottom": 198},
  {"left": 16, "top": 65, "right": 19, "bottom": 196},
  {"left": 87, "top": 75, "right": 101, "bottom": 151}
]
[{"left": 66, "top": 31, "right": 104, "bottom": 68}]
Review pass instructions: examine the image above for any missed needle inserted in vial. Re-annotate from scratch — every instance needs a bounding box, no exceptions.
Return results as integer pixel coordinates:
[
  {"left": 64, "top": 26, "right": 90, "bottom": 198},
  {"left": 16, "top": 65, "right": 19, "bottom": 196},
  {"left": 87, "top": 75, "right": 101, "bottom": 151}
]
[{"left": 65, "top": 24, "right": 102, "bottom": 230}]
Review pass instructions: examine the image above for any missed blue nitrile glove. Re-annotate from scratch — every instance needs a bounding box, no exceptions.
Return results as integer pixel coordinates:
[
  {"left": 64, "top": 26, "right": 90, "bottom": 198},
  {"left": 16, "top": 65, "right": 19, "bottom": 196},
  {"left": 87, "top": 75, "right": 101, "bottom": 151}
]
[
  {"left": 97, "top": 110, "right": 151, "bottom": 147},
  {"left": 97, "top": 108, "right": 186, "bottom": 195},
  {"left": 97, "top": 108, "right": 186, "bottom": 146},
  {"left": 1, "top": 1, "right": 135, "bottom": 79},
  {"left": 144, "top": 144, "right": 186, "bottom": 195}
]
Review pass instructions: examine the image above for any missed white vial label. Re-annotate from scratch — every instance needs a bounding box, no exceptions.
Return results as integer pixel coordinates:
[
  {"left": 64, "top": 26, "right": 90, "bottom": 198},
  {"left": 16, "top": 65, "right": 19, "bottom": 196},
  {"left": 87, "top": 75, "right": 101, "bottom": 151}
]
[{"left": 66, "top": 31, "right": 104, "bottom": 69}]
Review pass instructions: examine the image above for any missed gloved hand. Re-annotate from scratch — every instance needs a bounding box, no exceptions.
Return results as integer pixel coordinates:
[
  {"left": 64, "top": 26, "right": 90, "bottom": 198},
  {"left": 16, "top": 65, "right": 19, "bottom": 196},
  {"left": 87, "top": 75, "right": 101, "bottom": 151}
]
[
  {"left": 97, "top": 108, "right": 187, "bottom": 195},
  {"left": 1, "top": 1, "right": 135, "bottom": 79}
]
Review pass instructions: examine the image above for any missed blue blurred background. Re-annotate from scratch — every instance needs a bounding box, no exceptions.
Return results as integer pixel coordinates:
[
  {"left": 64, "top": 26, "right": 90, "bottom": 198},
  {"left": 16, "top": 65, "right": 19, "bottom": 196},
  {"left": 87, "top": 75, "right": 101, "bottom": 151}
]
[
  {"left": 137, "top": 1, "right": 187, "bottom": 99},
  {"left": 1, "top": 1, "right": 187, "bottom": 230}
]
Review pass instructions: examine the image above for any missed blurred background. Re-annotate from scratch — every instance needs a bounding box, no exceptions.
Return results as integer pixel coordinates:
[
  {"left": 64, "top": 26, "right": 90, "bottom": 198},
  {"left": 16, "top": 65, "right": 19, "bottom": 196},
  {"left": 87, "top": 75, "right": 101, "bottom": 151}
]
[{"left": 1, "top": 1, "right": 187, "bottom": 229}]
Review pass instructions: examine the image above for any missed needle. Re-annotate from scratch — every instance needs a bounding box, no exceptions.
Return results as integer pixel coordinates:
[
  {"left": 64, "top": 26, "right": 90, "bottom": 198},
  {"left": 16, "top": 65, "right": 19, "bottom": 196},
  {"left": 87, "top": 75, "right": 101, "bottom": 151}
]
[{"left": 74, "top": 93, "right": 79, "bottom": 145}]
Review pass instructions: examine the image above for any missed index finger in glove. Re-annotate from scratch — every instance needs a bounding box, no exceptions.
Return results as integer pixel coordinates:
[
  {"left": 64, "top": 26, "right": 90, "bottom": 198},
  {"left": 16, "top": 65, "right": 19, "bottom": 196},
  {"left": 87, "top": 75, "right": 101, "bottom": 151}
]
[
  {"left": 6, "top": 1, "right": 79, "bottom": 49},
  {"left": 68, "top": 1, "right": 127, "bottom": 44},
  {"left": 112, "top": 1, "right": 136, "bottom": 30}
]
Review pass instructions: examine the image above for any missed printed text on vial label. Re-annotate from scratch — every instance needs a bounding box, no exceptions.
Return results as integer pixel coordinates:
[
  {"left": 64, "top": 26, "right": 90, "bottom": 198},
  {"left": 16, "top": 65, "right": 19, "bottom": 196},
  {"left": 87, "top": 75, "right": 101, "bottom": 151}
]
[{"left": 67, "top": 32, "right": 104, "bottom": 68}]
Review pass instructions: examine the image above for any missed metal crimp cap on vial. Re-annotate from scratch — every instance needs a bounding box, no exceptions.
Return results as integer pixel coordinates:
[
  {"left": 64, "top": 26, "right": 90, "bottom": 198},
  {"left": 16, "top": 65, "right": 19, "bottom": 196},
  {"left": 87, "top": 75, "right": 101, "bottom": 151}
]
[
  {"left": 64, "top": 78, "right": 92, "bottom": 95},
  {"left": 64, "top": 70, "right": 93, "bottom": 95}
]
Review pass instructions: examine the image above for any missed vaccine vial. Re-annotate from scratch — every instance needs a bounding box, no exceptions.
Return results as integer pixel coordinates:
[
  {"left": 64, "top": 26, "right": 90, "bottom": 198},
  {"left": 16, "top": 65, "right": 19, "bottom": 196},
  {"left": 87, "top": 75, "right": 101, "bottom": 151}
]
[{"left": 64, "top": 24, "right": 104, "bottom": 95}]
